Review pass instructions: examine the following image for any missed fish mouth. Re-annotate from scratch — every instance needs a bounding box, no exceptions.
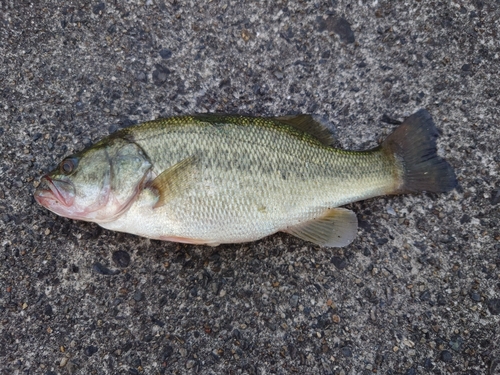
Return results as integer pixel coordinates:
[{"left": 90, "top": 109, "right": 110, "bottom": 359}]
[{"left": 34, "top": 175, "right": 75, "bottom": 208}]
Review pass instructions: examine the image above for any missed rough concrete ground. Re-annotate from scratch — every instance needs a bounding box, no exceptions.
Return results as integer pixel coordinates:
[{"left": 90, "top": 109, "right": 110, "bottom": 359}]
[{"left": 1, "top": 1, "right": 499, "bottom": 374}]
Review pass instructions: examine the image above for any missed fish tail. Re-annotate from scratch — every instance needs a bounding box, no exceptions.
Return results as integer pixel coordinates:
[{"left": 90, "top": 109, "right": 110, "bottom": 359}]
[{"left": 383, "top": 109, "right": 457, "bottom": 193}]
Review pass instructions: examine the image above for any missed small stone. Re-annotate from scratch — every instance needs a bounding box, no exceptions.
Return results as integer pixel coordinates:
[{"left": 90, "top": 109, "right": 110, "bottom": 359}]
[
  {"left": 108, "top": 124, "right": 119, "bottom": 134},
  {"left": 60, "top": 356, "right": 69, "bottom": 367},
  {"left": 93, "top": 262, "right": 119, "bottom": 275},
  {"left": 289, "top": 295, "right": 299, "bottom": 308},
  {"left": 370, "top": 308, "right": 376, "bottom": 321},
  {"left": 403, "top": 339, "right": 415, "bottom": 348},
  {"left": 163, "top": 345, "right": 174, "bottom": 359},
  {"left": 210, "top": 282, "right": 220, "bottom": 294},
  {"left": 437, "top": 293, "right": 447, "bottom": 306},
  {"left": 487, "top": 298, "right": 500, "bottom": 315},
  {"left": 331, "top": 256, "right": 347, "bottom": 270},
  {"left": 386, "top": 206, "right": 396, "bottom": 216},
  {"left": 241, "top": 29, "right": 252, "bottom": 42},
  {"left": 159, "top": 49, "right": 172, "bottom": 59},
  {"left": 84, "top": 345, "right": 98, "bottom": 357},
  {"left": 491, "top": 188, "right": 500, "bottom": 205},
  {"left": 133, "top": 290, "right": 144, "bottom": 302},
  {"left": 440, "top": 350, "right": 452, "bottom": 363},
  {"left": 449, "top": 336, "right": 463, "bottom": 352},
  {"left": 419, "top": 290, "right": 431, "bottom": 301},
  {"left": 232, "top": 329, "right": 242, "bottom": 340},
  {"left": 340, "top": 346, "right": 352, "bottom": 357},
  {"left": 376, "top": 237, "right": 388, "bottom": 245},
  {"left": 326, "top": 16, "right": 355, "bottom": 43},
  {"left": 469, "top": 291, "right": 481, "bottom": 302},
  {"left": 219, "top": 289, "right": 226, "bottom": 297},
  {"left": 131, "top": 357, "right": 141, "bottom": 367},
  {"left": 152, "top": 64, "right": 170, "bottom": 86},
  {"left": 93, "top": 2, "right": 105, "bottom": 15},
  {"left": 273, "top": 71, "right": 284, "bottom": 80},
  {"left": 424, "top": 357, "right": 434, "bottom": 369},
  {"left": 136, "top": 72, "right": 147, "bottom": 82},
  {"left": 75, "top": 101, "right": 84, "bottom": 111},
  {"left": 460, "top": 214, "right": 471, "bottom": 224},
  {"left": 440, "top": 236, "right": 455, "bottom": 244},
  {"left": 112, "top": 250, "right": 131, "bottom": 268},
  {"left": 186, "top": 360, "right": 195, "bottom": 369}
]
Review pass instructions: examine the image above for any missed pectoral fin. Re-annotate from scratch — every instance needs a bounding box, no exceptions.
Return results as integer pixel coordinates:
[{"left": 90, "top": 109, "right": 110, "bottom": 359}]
[
  {"left": 148, "top": 155, "right": 200, "bottom": 209},
  {"left": 283, "top": 208, "right": 358, "bottom": 247}
]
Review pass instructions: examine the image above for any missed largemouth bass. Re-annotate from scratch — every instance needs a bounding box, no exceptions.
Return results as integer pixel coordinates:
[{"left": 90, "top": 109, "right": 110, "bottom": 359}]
[{"left": 34, "top": 109, "right": 457, "bottom": 247}]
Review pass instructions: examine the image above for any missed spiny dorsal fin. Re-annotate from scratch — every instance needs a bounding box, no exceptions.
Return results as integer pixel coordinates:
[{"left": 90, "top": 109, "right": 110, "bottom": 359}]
[
  {"left": 272, "top": 115, "right": 337, "bottom": 146},
  {"left": 283, "top": 207, "right": 358, "bottom": 247},
  {"left": 148, "top": 155, "right": 200, "bottom": 209}
]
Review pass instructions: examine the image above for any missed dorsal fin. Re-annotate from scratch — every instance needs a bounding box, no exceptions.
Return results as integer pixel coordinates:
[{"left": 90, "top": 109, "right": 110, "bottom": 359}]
[
  {"left": 271, "top": 115, "right": 336, "bottom": 146},
  {"left": 191, "top": 113, "right": 337, "bottom": 146}
]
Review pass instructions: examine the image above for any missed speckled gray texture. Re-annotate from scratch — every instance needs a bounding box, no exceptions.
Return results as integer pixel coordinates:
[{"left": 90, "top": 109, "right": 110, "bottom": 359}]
[{"left": 1, "top": 1, "right": 499, "bottom": 374}]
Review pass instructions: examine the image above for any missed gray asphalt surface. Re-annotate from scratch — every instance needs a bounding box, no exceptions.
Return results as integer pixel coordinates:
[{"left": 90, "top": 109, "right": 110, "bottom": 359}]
[{"left": 1, "top": 1, "right": 499, "bottom": 374}]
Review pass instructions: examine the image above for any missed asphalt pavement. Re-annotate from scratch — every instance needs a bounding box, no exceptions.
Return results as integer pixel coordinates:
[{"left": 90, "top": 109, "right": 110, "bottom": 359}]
[{"left": 1, "top": 1, "right": 499, "bottom": 374}]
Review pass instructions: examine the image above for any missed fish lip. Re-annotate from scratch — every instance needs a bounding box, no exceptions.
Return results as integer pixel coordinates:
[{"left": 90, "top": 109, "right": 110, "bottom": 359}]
[{"left": 35, "top": 175, "right": 75, "bottom": 207}]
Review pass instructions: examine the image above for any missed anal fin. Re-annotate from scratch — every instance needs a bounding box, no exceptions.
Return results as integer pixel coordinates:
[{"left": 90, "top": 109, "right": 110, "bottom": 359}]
[{"left": 283, "top": 208, "right": 358, "bottom": 247}]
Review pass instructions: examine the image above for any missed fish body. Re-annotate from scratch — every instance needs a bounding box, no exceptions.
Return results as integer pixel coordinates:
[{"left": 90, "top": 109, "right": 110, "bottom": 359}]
[{"left": 34, "top": 110, "right": 457, "bottom": 247}]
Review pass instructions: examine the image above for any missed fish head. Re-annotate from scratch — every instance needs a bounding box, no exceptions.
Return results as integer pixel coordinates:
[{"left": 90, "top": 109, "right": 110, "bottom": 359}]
[{"left": 34, "top": 137, "right": 152, "bottom": 222}]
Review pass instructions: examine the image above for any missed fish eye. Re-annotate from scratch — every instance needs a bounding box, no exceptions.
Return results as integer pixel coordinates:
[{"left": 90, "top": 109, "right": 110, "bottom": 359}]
[{"left": 60, "top": 157, "right": 78, "bottom": 175}]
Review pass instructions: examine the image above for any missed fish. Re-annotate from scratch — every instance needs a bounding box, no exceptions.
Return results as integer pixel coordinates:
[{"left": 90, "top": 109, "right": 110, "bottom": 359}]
[{"left": 34, "top": 109, "right": 457, "bottom": 247}]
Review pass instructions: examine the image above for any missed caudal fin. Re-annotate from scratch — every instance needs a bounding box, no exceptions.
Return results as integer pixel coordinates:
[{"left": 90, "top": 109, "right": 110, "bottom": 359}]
[{"left": 383, "top": 109, "right": 457, "bottom": 193}]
